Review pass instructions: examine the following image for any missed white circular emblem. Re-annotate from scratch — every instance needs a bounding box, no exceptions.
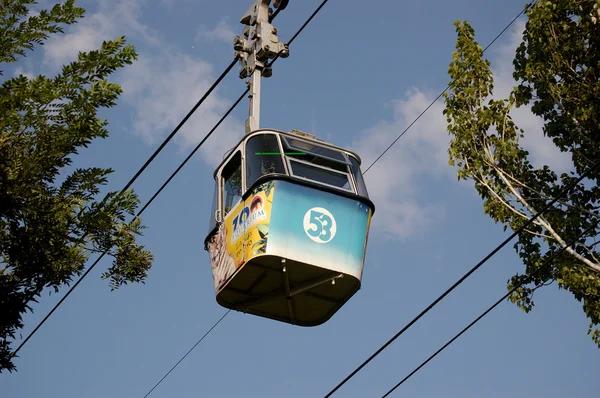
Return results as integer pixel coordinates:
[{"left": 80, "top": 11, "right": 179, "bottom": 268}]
[{"left": 303, "top": 207, "right": 337, "bottom": 244}]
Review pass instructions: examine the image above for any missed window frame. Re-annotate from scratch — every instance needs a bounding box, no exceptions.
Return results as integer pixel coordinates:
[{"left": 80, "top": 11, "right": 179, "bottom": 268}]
[
  {"left": 244, "top": 132, "right": 287, "bottom": 191},
  {"left": 280, "top": 135, "right": 360, "bottom": 194},
  {"left": 347, "top": 154, "right": 369, "bottom": 198},
  {"left": 281, "top": 136, "right": 351, "bottom": 166},
  {"left": 275, "top": 134, "right": 291, "bottom": 177},
  {"left": 286, "top": 156, "right": 356, "bottom": 193},
  {"left": 220, "top": 150, "right": 244, "bottom": 217},
  {"left": 212, "top": 131, "right": 370, "bottom": 228}
]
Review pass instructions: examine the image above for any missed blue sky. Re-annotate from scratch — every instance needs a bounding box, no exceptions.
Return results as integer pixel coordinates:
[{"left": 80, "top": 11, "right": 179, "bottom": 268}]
[{"left": 2, "top": 0, "right": 598, "bottom": 397}]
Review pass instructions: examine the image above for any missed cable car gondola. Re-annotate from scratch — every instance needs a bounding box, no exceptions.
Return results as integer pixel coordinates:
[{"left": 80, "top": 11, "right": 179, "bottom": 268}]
[{"left": 204, "top": 0, "right": 375, "bottom": 326}]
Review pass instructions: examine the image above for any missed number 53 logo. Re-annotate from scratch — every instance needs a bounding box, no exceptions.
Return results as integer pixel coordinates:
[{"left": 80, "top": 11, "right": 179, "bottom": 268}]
[{"left": 303, "top": 207, "right": 337, "bottom": 243}]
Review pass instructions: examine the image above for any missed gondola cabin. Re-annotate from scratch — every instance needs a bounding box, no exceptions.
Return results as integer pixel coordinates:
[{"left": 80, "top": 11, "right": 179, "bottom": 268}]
[{"left": 204, "top": 129, "right": 375, "bottom": 326}]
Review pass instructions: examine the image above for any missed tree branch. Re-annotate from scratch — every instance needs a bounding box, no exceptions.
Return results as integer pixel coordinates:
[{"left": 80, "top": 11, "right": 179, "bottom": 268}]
[
  {"left": 523, "top": 228, "right": 553, "bottom": 239},
  {"left": 493, "top": 163, "right": 600, "bottom": 273},
  {"left": 494, "top": 168, "right": 600, "bottom": 219},
  {"left": 580, "top": 243, "right": 600, "bottom": 264},
  {"left": 474, "top": 170, "right": 543, "bottom": 225}
]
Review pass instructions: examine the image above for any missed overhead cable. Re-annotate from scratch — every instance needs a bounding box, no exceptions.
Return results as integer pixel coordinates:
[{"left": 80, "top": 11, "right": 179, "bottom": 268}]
[
  {"left": 324, "top": 156, "right": 598, "bottom": 397},
  {"left": 137, "top": 1, "right": 334, "bottom": 396},
  {"left": 142, "top": 310, "right": 231, "bottom": 398},
  {"left": 12, "top": 1, "right": 290, "bottom": 359},
  {"left": 11, "top": 59, "right": 237, "bottom": 358},
  {"left": 381, "top": 223, "right": 598, "bottom": 397},
  {"left": 324, "top": 3, "right": 542, "bottom": 395},
  {"left": 364, "top": 0, "right": 537, "bottom": 174}
]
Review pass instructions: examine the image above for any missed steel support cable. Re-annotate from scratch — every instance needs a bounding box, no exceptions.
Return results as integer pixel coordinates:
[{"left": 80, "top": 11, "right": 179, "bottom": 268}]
[
  {"left": 10, "top": 59, "right": 237, "bottom": 358},
  {"left": 142, "top": 311, "right": 231, "bottom": 398},
  {"left": 45, "top": 87, "right": 247, "bottom": 334},
  {"left": 143, "top": 0, "right": 540, "bottom": 394},
  {"left": 9, "top": 2, "right": 293, "bottom": 360},
  {"left": 324, "top": 2, "right": 540, "bottom": 396},
  {"left": 328, "top": 162, "right": 600, "bottom": 398},
  {"left": 381, "top": 223, "right": 598, "bottom": 397},
  {"left": 324, "top": 163, "right": 599, "bottom": 397}
]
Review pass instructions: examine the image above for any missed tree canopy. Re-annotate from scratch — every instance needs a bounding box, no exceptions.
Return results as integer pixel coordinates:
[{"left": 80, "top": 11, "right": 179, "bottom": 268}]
[
  {"left": 444, "top": 0, "right": 600, "bottom": 347},
  {"left": 0, "top": 0, "right": 154, "bottom": 372}
]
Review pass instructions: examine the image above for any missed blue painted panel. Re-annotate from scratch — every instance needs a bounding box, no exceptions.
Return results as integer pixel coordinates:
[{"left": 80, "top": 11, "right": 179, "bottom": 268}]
[{"left": 266, "top": 180, "right": 372, "bottom": 280}]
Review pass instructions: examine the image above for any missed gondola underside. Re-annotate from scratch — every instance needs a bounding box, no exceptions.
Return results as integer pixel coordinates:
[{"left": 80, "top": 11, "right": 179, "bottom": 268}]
[{"left": 216, "top": 255, "right": 361, "bottom": 326}]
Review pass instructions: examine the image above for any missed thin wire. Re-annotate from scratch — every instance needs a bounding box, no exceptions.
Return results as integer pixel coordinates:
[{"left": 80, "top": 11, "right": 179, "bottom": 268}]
[
  {"left": 141, "top": 0, "right": 542, "bottom": 394},
  {"left": 324, "top": 157, "right": 600, "bottom": 397},
  {"left": 142, "top": 310, "right": 231, "bottom": 398},
  {"left": 10, "top": 1, "right": 294, "bottom": 359},
  {"left": 136, "top": 2, "right": 335, "bottom": 396},
  {"left": 381, "top": 224, "right": 597, "bottom": 397},
  {"left": 136, "top": 89, "right": 248, "bottom": 215},
  {"left": 363, "top": 0, "right": 537, "bottom": 174},
  {"left": 11, "top": 59, "right": 237, "bottom": 358},
  {"left": 324, "top": 2, "right": 539, "bottom": 395},
  {"left": 263, "top": 0, "right": 329, "bottom": 68},
  {"left": 26, "top": 86, "right": 247, "bottom": 348},
  {"left": 288, "top": 0, "right": 329, "bottom": 45},
  {"left": 120, "top": 58, "right": 236, "bottom": 194}
]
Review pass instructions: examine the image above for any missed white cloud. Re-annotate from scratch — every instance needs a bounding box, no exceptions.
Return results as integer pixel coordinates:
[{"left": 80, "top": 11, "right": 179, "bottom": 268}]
[
  {"left": 350, "top": 90, "right": 449, "bottom": 240},
  {"left": 352, "top": 19, "right": 573, "bottom": 240},
  {"left": 196, "top": 19, "right": 237, "bottom": 44},
  {"left": 13, "top": 67, "right": 35, "bottom": 80},
  {"left": 43, "top": 0, "right": 160, "bottom": 67},
  {"left": 119, "top": 52, "right": 243, "bottom": 166},
  {"left": 39, "top": 0, "right": 244, "bottom": 168}
]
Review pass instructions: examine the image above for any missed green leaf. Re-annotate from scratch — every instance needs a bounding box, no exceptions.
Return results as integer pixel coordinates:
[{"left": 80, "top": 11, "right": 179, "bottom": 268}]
[
  {"left": 0, "top": 0, "right": 152, "bottom": 373},
  {"left": 256, "top": 224, "right": 269, "bottom": 239},
  {"left": 445, "top": 2, "right": 600, "bottom": 351}
]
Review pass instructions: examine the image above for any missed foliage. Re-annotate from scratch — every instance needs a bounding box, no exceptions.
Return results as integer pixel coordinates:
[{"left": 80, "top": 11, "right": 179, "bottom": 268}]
[
  {"left": 443, "top": 0, "right": 600, "bottom": 347},
  {"left": 251, "top": 224, "right": 269, "bottom": 255},
  {"left": 0, "top": 0, "right": 154, "bottom": 372}
]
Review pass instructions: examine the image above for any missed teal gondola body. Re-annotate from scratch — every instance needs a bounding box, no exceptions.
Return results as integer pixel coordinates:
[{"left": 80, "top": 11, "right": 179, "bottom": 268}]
[{"left": 205, "top": 129, "right": 374, "bottom": 326}]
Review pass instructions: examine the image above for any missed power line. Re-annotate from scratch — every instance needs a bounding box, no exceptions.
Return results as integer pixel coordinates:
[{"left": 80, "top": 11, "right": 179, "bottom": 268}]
[
  {"left": 142, "top": 310, "right": 231, "bottom": 398},
  {"left": 381, "top": 223, "right": 598, "bottom": 397},
  {"left": 325, "top": 157, "right": 600, "bottom": 397},
  {"left": 12, "top": 85, "right": 246, "bottom": 358},
  {"left": 364, "top": 0, "right": 537, "bottom": 174},
  {"left": 131, "top": 1, "right": 335, "bottom": 396},
  {"left": 287, "top": 0, "right": 330, "bottom": 45},
  {"left": 324, "top": 2, "right": 540, "bottom": 395},
  {"left": 12, "top": 85, "right": 247, "bottom": 368},
  {"left": 11, "top": 59, "right": 237, "bottom": 358},
  {"left": 12, "top": 3, "right": 290, "bottom": 360},
  {"left": 138, "top": 0, "right": 540, "bottom": 394}
]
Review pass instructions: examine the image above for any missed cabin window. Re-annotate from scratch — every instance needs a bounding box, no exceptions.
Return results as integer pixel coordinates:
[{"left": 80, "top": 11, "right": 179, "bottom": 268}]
[
  {"left": 245, "top": 134, "right": 285, "bottom": 189},
  {"left": 282, "top": 136, "right": 347, "bottom": 163},
  {"left": 288, "top": 158, "right": 353, "bottom": 192},
  {"left": 222, "top": 151, "right": 243, "bottom": 216},
  {"left": 282, "top": 136, "right": 354, "bottom": 193}
]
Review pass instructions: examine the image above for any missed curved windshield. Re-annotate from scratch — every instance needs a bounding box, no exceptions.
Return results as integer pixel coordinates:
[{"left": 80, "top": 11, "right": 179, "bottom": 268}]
[
  {"left": 242, "top": 132, "right": 370, "bottom": 199},
  {"left": 222, "top": 151, "right": 243, "bottom": 216}
]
